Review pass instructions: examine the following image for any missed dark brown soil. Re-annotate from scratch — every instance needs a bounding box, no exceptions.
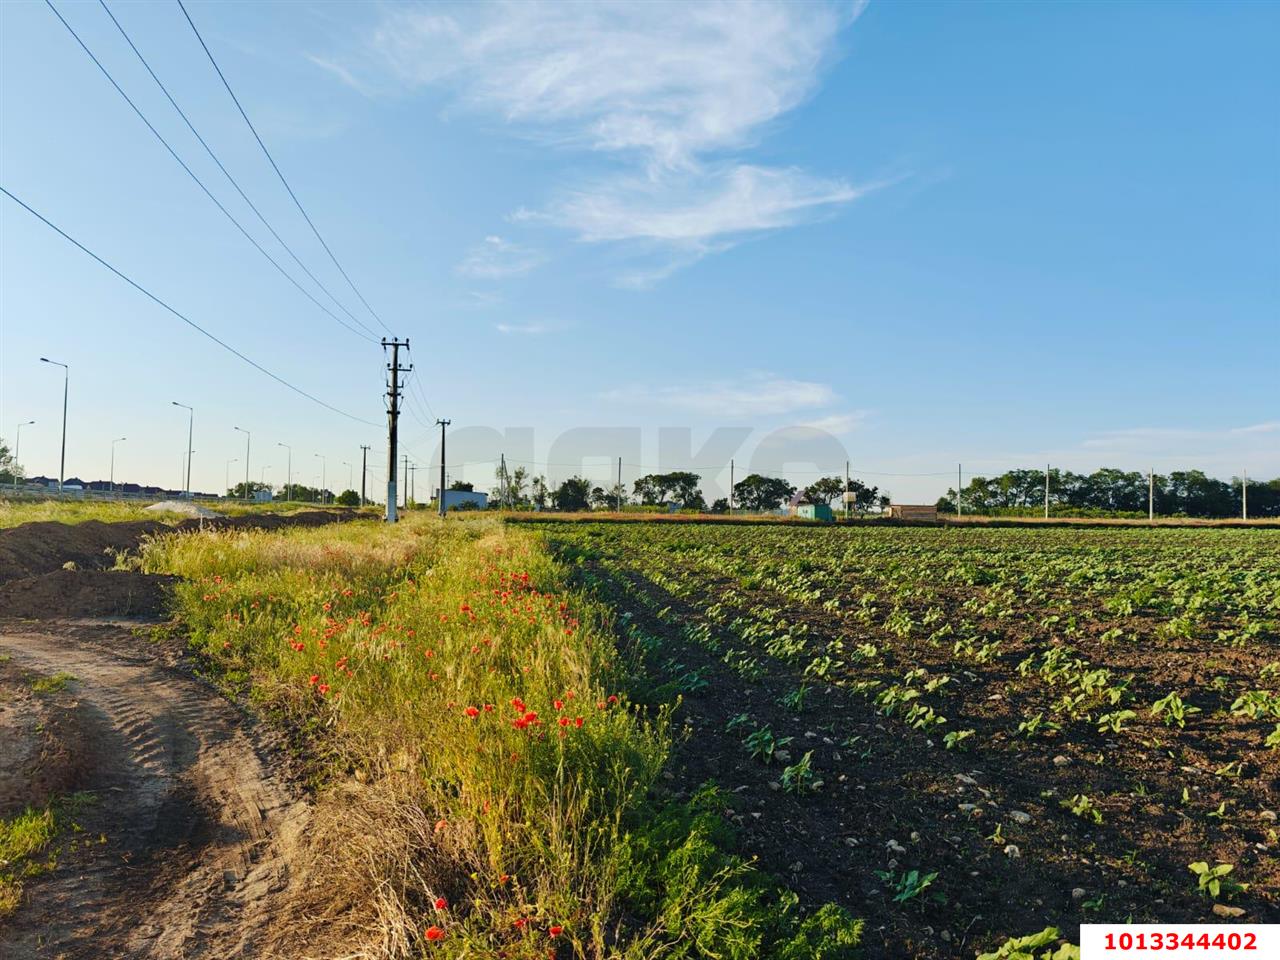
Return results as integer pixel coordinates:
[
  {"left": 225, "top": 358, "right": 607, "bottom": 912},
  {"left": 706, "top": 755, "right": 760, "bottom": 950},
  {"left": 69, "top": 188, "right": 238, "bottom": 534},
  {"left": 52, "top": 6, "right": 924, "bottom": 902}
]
[
  {"left": 0, "top": 510, "right": 354, "bottom": 586},
  {"left": 0, "top": 570, "right": 177, "bottom": 619}
]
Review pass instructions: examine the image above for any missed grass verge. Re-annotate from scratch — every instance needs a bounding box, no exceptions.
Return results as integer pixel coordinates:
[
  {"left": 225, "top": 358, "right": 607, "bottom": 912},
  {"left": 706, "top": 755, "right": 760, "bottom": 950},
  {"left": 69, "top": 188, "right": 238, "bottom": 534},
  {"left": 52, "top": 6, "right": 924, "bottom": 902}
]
[
  {"left": 0, "top": 793, "right": 96, "bottom": 917},
  {"left": 135, "top": 514, "right": 860, "bottom": 958}
]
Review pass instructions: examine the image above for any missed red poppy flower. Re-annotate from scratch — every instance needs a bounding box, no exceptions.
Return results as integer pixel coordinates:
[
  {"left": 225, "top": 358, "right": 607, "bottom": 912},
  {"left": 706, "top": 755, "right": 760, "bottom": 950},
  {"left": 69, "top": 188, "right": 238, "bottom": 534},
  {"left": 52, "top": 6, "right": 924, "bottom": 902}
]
[
  {"left": 308, "top": 675, "right": 319, "bottom": 686},
  {"left": 434, "top": 897, "right": 447, "bottom": 910},
  {"left": 549, "top": 925, "right": 563, "bottom": 937},
  {"left": 558, "top": 716, "right": 570, "bottom": 727},
  {"left": 465, "top": 706, "right": 480, "bottom": 718},
  {"left": 425, "top": 925, "right": 445, "bottom": 941},
  {"left": 553, "top": 699, "right": 564, "bottom": 711}
]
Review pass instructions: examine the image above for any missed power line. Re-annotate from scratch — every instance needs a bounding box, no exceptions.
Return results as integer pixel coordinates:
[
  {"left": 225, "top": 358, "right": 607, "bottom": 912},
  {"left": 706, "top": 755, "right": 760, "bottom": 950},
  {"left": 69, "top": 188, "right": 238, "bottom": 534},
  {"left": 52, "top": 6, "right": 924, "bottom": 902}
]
[
  {"left": 176, "top": 0, "right": 393, "bottom": 335},
  {"left": 2, "top": 185, "right": 380, "bottom": 427},
  {"left": 43, "top": 0, "right": 377, "bottom": 344},
  {"left": 98, "top": 0, "right": 378, "bottom": 340}
]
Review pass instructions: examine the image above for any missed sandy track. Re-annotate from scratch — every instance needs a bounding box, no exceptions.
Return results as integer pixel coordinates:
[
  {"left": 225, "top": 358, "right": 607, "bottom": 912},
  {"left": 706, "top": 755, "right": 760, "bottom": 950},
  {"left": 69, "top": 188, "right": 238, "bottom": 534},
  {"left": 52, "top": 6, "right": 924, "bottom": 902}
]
[{"left": 0, "top": 622, "right": 307, "bottom": 959}]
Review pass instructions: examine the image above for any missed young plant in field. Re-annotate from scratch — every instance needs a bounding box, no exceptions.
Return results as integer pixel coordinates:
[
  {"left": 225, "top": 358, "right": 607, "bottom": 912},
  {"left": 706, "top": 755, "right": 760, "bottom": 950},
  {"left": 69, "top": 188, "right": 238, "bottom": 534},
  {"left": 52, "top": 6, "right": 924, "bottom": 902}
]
[
  {"left": 874, "top": 867, "right": 942, "bottom": 905},
  {"left": 1061, "top": 794, "right": 1103, "bottom": 824},
  {"left": 744, "top": 726, "right": 793, "bottom": 764},
  {"left": 780, "top": 750, "right": 821, "bottom": 794},
  {"left": 1096, "top": 709, "right": 1136, "bottom": 734},
  {"left": 943, "top": 729, "right": 976, "bottom": 751},
  {"left": 1150, "top": 692, "right": 1200, "bottom": 729},
  {"left": 1188, "top": 861, "right": 1249, "bottom": 900},
  {"left": 779, "top": 683, "right": 810, "bottom": 713},
  {"left": 1266, "top": 724, "right": 1280, "bottom": 750}
]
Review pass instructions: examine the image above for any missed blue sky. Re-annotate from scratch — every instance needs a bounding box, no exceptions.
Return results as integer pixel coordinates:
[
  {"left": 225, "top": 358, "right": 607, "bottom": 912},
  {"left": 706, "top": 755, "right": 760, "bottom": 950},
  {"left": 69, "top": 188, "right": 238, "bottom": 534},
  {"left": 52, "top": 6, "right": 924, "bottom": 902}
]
[{"left": 2, "top": 0, "right": 1277, "bottom": 503}]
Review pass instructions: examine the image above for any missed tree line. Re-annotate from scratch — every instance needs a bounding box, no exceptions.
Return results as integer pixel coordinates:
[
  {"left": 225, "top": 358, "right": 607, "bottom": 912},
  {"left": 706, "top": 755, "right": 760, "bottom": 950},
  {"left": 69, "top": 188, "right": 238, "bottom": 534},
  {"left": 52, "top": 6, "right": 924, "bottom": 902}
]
[{"left": 937, "top": 467, "right": 1278, "bottom": 518}]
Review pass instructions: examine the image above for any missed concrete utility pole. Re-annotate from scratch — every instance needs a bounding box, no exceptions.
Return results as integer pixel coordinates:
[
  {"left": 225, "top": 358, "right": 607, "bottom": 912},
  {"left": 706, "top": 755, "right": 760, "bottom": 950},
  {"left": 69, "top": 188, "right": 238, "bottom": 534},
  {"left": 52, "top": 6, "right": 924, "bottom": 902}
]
[
  {"left": 360, "top": 445, "right": 370, "bottom": 506},
  {"left": 499, "top": 453, "right": 507, "bottom": 510},
  {"left": 617, "top": 456, "right": 623, "bottom": 512},
  {"left": 110, "top": 437, "right": 126, "bottom": 494},
  {"left": 314, "top": 453, "right": 326, "bottom": 504},
  {"left": 277, "top": 442, "right": 292, "bottom": 502},
  {"left": 1149, "top": 468, "right": 1154, "bottom": 522},
  {"left": 1044, "top": 464, "right": 1050, "bottom": 519},
  {"left": 403, "top": 455, "right": 410, "bottom": 510},
  {"left": 435, "top": 419, "right": 451, "bottom": 517},
  {"left": 729, "top": 458, "right": 735, "bottom": 516},
  {"left": 234, "top": 426, "right": 251, "bottom": 500},
  {"left": 13, "top": 420, "right": 34, "bottom": 492},
  {"left": 382, "top": 338, "right": 410, "bottom": 523},
  {"left": 40, "top": 358, "right": 68, "bottom": 492},
  {"left": 957, "top": 464, "right": 963, "bottom": 517},
  {"left": 1243, "top": 470, "right": 1248, "bottom": 521},
  {"left": 172, "top": 401, "right": 193, "bottom": 498}
]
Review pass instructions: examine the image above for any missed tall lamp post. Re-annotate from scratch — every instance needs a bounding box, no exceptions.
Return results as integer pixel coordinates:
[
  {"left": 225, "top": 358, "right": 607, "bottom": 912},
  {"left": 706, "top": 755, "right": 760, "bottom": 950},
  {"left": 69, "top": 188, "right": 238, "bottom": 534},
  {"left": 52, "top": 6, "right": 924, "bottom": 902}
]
[
  {"left": 13, "top": 420, "right": 34, "bottom": 492},
  {"left": 39, "top": 358, "right": 68, "bottom": 492},
  {"left": 343, "top": 461, "right": 353, "bottom": 495},
  {"left": 172, "top": 401, "right": 193, "bottom": 498},
  {"left": 314, "top": 453, "right": 327, "bottom": 504},
  {"left": 225, "top": 458, "right": 238, "bottom": 497},
  {"left": 110, "top": 436, "right": 126, "bottom": 494},
  {"left": 277, "top": 442, "right": 292, "bottom": 502},
  {"left": 234, "top": 426, "right": 250, "bottom": 500}
]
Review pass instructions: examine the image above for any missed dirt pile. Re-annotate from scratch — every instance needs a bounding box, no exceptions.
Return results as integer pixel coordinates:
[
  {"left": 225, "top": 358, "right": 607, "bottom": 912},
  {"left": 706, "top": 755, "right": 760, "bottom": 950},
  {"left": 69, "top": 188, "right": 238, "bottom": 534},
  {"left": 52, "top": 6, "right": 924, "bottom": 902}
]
[
  {"left": 0, "top": 570, "right": 177, "bottom": 619},
  {"left": 146, "top": 500, "right": 223, "bottom": 518}
]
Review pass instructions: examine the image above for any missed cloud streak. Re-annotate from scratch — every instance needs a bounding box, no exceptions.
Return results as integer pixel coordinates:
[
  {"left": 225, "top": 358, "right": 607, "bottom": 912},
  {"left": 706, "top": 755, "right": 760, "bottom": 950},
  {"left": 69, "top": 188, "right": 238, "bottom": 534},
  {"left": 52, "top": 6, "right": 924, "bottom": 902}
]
[
  {"left": 348, "top": 1, "right": 867, "bottom": 282},
  {"left": 602, "top": 375, "right": 839, "bottom": 418},
  {"left": 455, "top": 235, "right": 545, "bottom": 279}
]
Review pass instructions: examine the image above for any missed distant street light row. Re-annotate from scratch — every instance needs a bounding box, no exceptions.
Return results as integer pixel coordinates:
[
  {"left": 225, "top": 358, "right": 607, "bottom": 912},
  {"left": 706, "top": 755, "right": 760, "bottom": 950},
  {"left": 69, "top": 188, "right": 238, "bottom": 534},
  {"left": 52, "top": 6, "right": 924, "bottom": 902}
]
[{"left": 22, "top": 357, "right": 368, "bottom": 502}]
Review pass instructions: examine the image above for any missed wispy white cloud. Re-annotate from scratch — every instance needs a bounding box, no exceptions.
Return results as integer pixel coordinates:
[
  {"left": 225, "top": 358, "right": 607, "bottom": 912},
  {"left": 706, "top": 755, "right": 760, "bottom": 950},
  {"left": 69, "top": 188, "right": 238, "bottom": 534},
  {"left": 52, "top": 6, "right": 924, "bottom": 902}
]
[
  {"left": 602, "top": 375, "right": 838, "bottom": 418},
  {"left": 495, "top": 320, "right": 554, "bottom": 335},
  {"left": 455, "top": 235, "right": 545, "bottom": 279},
  {"left": 1229, "top": 421, "right": 1280, "bottom": 435},
  {"left": 307, "top": 54, "right": 374, "bottom": 96},
  {"left": 344, "top": 1, "right": 868, "bottom": 283},
  {"left": 799, "top": 411, "right": 869, "bottom": 435}
]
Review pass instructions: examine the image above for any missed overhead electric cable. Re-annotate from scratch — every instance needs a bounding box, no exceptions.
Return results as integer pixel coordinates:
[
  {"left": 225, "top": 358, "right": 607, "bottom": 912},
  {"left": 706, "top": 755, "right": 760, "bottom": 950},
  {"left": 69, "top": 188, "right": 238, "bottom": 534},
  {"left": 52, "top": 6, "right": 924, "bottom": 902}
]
[
  {"left": 2, "top": 186, "right": 380, "bottom": 427},
  {"left": 43, "top": 0, "right": 377, "bottom": 343},
  {"left": 176, "top": 0, "right": 393, "bottom": 335},
  {"left": 99, "top": 0, "right": 378, "bottom": 339}
]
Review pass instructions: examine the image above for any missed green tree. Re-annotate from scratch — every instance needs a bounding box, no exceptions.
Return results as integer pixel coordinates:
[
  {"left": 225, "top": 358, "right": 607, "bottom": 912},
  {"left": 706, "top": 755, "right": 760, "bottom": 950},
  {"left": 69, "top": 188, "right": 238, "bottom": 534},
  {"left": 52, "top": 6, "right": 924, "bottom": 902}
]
[
  {"left": 733, "top": 474, "right": 796, "bottom": 512},
  {"left": 227, "top": 480, "right": 274, "bottom": 500},
  {"left": 336, "top": 489, "right": 360, "bottom": 506},
  {"left": 448, "top": 480, "right": 474, "bottom": 492},
  {"left": 553, "top": 476, "right": 591, "bottom": 511},
  {"left": 801, "top": 476, "right": 845, "bottom": 506},
  {"left": 531, "top": 475, "right": 550, "bottom": 510},
  {"left": 0, "top": 437, "right": 20, "bottom": 485}
]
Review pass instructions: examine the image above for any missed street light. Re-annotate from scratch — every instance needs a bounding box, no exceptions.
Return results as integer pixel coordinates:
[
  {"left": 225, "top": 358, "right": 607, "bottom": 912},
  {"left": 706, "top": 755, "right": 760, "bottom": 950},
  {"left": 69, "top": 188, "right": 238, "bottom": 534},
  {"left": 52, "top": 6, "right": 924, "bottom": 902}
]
[
  {"left": 109, "top": 436, "right": 126, "bottom": 494},
  {"left": 277, "top": 442, "right": 292, "bottom": 502},
  {"left": 172, "top": 401, "right": 193, "bottom": 498},
  {"left": 234, "top": 426, "right": 250, "bottom": 501},
  {"left": 12, "top": 420, "right": 34, "bottom": 492},
  {"left": 314, "top": 453, "right": 326, "bottom": 504},
  {"left": 343, "top": 461, "right": 353, "bottom": 494},
  {"left": 225, "top": 458, "right": 239, "bottom": 497},
  {"left": 40, "top": 358, "right": 68, "bottom": 492}
]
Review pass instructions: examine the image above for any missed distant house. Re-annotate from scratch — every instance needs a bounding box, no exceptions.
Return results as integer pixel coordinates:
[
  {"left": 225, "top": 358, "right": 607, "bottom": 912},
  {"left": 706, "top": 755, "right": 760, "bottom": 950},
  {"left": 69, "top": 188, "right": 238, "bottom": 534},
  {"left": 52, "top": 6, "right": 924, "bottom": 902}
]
[
  {"left": 888, "top": 504, "right": 939, "bottom": 521},
  {"left": 788, "top": 488, "right": 834, "bottom": 522}
]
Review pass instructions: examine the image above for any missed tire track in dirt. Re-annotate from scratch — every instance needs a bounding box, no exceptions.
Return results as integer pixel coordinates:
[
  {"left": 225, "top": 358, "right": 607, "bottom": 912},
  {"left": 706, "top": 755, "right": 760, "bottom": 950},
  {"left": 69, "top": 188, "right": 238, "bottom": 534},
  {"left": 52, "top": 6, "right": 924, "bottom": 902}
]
[{"left": 0, "top": 623, "right": 308, "bottom": 959}]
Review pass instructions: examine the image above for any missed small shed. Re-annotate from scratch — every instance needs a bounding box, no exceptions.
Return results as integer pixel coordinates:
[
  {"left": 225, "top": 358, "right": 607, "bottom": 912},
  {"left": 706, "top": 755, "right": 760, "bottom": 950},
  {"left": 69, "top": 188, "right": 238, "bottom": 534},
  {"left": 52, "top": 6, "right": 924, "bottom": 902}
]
[
  {"left": 888, "top": 504, "right": 938, "bottom": 521},
  {"left": 440, "top": 489, "right": 489, "bottom": 512},
  {"left": 795, "top": 502, "right": 834, "bottom": 522}
]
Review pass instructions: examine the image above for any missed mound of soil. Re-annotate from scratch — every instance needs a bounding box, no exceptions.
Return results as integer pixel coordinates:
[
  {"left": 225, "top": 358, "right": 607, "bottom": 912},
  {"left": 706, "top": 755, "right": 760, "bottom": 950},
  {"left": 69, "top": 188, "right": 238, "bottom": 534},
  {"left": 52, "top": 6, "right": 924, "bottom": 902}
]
[
  {"left": 0, "top": 510, "right": 353, "bottom": 586},
  {"left": 0, "top": 570, "right": 177, "bottom": 619}
]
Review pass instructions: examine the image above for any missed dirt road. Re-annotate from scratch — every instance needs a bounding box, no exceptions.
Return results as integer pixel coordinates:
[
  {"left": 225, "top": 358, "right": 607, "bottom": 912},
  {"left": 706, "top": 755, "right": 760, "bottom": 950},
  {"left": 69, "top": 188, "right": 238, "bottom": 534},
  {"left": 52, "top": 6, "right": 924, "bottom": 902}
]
[{"left": 0, "top": 620, "right": 307, "bottom": 959}]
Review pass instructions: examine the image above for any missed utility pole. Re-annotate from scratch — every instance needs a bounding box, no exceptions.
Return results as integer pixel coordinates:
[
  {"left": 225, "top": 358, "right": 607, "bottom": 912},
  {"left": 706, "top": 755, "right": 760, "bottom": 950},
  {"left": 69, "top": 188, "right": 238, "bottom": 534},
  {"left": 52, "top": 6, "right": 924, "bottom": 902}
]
[
  {"left": 225, "top": 458, "right": 238, "bottom": 496},
  {"left": 1044, "top": 463, "right": 1050, "bottom": 519},
  {"left": 957, "top": 463, "right": 962, "bottom": 517},
  {"left": 235, "top": 426, "right": 251, "bottom": 500},
  {"left": 314, "top": 454, "right": 326, "bottom": 504},
  {"left": 403, "top": 455, "right": 410, "bottom": 510},
  {"left": 360, "top": 445, "right": 370, "bottom": 506},
  {"left": 617, "top": 456, "right": 623, "bottom": 512},
  {"left": 40, "top": 358, "right": 68, "bottom": 492},
  {"left": 13, "top": 420, "right": 34, "bottom": 492},
  {"left": 409, "top": 464, "right": 417, "bottom": 504},
  {"left": 382, "top": 338, "right": 410, "bottom": 523},
  {"left": 499, "top": 453, "right": 507, "bottom": 510},
  {"left": 729, "top": 458, "right": 735, "bottom": 516},
  {"left": 277, "top": 442, "right": 292, "bottom": 503},
  {"left": 1148, "top": 468, "right": 1154, "bottom": 522},
  {"left": 845, "top": 460, "right": 851, "bottom": 521},
  {"left": 110, "top": 436, "right": 126, "bottom": 494},
  {"left": 1243, "top": 470, "right": 1248, "bottom": 521},
  {"left": 435, "top": 419, "right": 451, "bottom": 517},
  {"left": 172, "top": 401, "right": 193, "bottom": 498}
]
